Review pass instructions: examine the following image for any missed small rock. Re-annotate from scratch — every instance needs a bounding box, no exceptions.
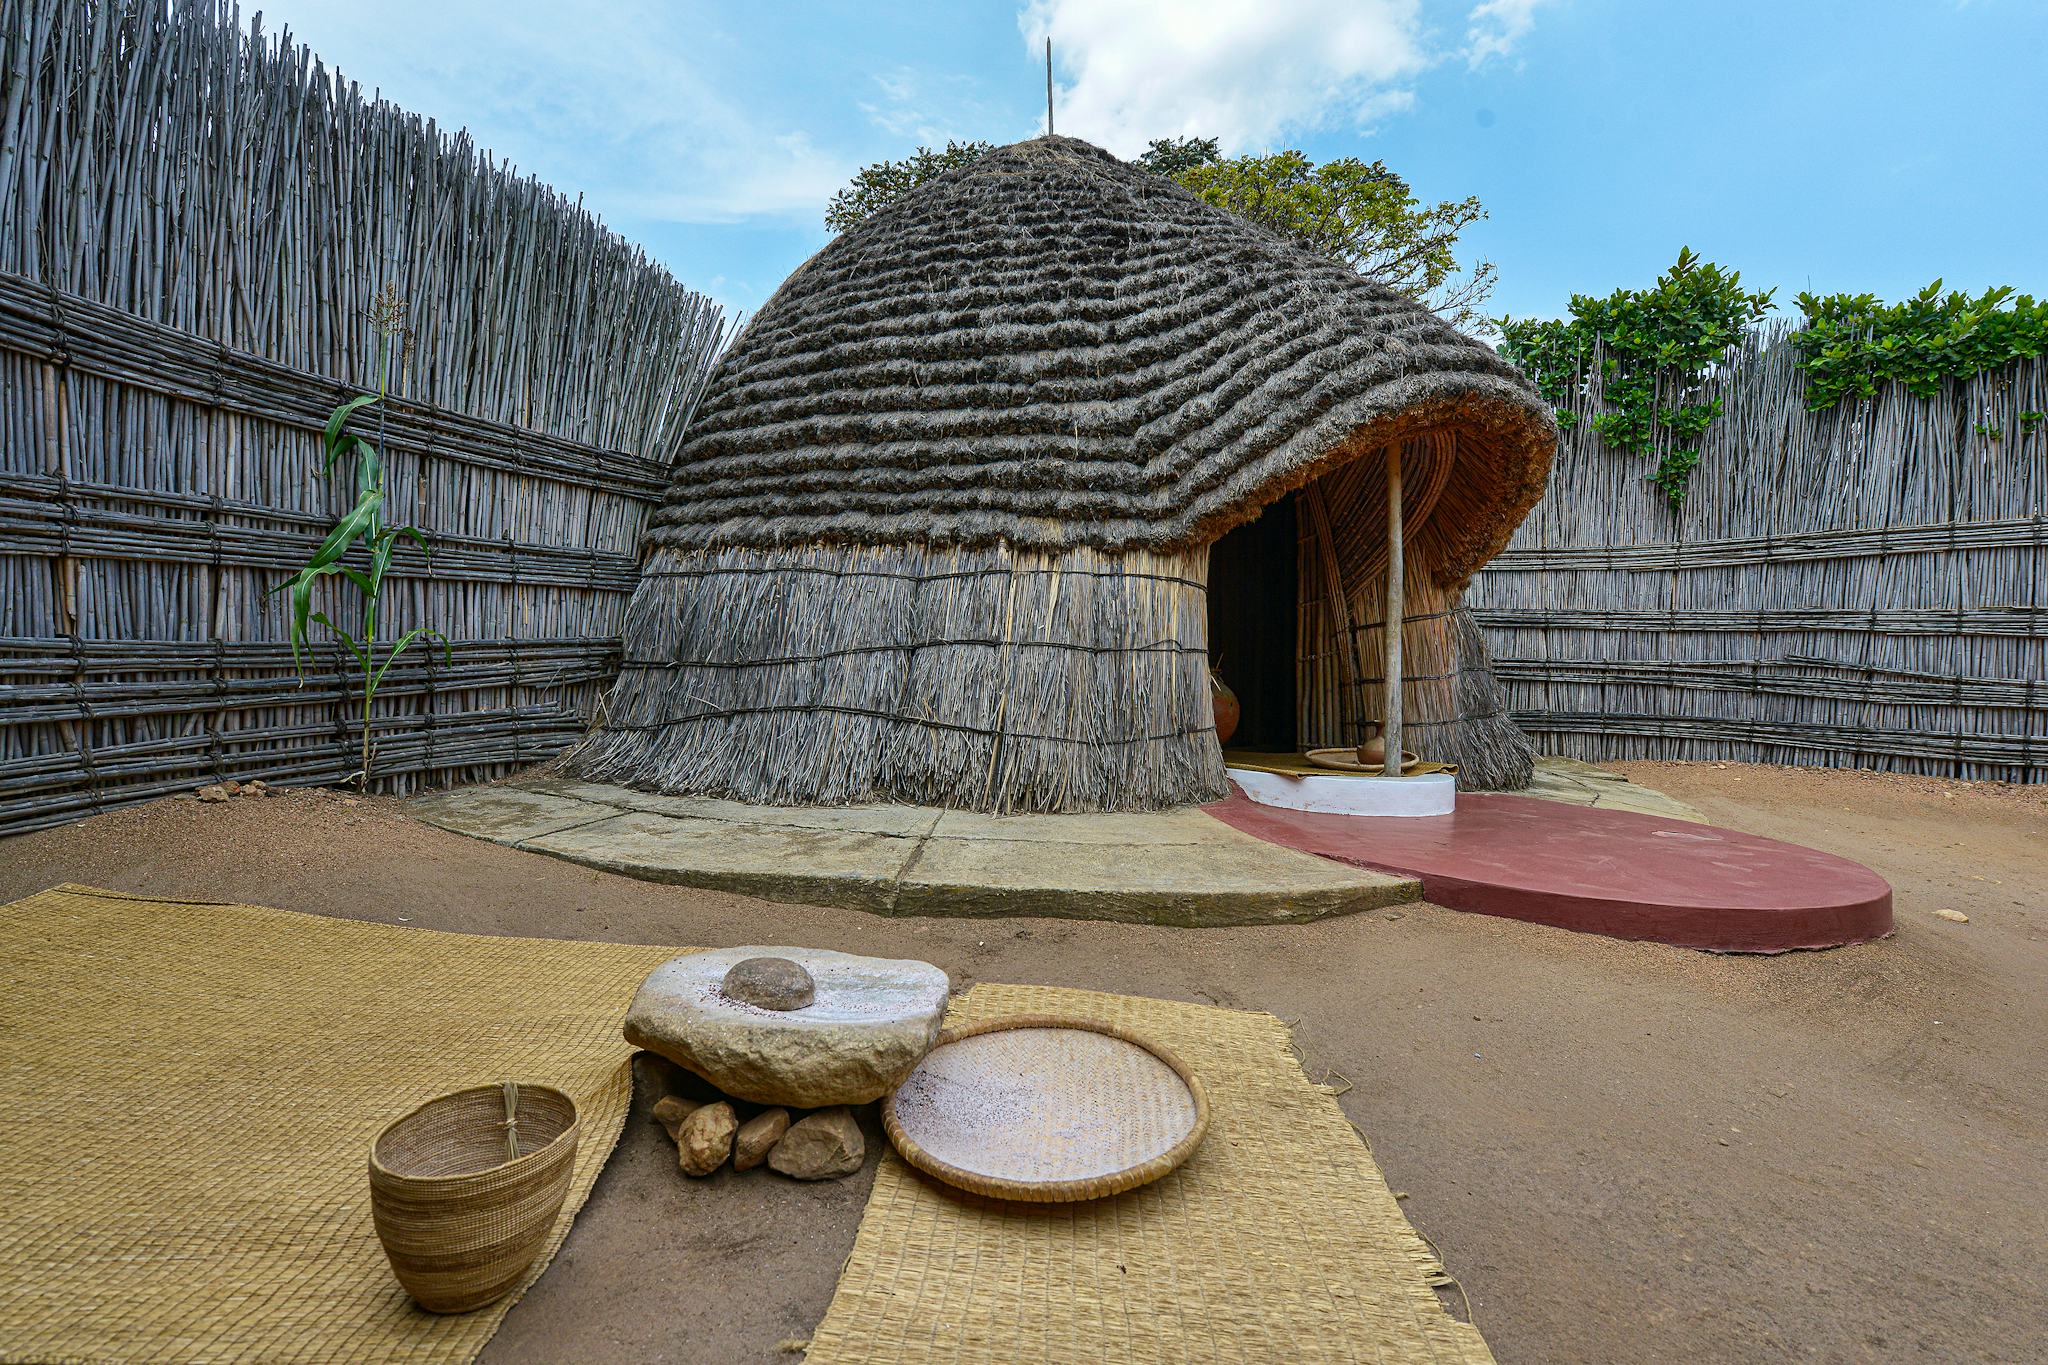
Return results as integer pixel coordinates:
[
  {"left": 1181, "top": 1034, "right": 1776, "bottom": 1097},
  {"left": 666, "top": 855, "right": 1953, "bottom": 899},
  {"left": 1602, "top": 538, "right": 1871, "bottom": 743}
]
[
  {"left": 1934, "top": 909, "right": 1969, "bottom": 923},
  {"left": 734, "top": 1107, "right": 791, "bottom": 1171},
  {"left": 678, "top": 1101, "right": 738, "bottom": 1176},
  {"left": 722, "top": 956, "right": 816, "bottom": 1011},
  {"left": 768, "top": 1107, "right": 864, "bottom": 1180},
  {"left": 196, "top": 784, "right": 230, "bottom": 803},
  {"left": 222, "top": 780, "right": 243, "bottom": 796},
  {"left": 242, "top": 779, "right": 266, "bottom": 794},
  {"left": 651, "top": 1094, "right": 703, "bottom": 1142}
]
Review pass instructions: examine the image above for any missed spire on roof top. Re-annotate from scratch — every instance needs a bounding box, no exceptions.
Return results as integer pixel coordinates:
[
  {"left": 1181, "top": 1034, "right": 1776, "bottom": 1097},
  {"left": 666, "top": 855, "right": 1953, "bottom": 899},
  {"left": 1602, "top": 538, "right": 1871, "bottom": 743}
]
[{"left": 1044, "top": 38, "right": 1054, "bottom": 138}]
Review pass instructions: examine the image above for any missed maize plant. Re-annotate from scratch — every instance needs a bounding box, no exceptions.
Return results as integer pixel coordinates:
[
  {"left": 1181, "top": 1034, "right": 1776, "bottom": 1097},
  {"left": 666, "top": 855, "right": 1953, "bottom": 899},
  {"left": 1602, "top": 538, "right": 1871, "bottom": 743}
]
[{"left": 271, "top": 292, "right": 446, "bottom": 789}]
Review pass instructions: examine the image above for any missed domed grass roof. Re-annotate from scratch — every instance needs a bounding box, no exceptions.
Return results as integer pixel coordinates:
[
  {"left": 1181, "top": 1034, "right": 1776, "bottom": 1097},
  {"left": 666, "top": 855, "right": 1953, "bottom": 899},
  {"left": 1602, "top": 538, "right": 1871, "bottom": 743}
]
[{"left": 650, "top": 135, "right": 1553, "bottom": 584}]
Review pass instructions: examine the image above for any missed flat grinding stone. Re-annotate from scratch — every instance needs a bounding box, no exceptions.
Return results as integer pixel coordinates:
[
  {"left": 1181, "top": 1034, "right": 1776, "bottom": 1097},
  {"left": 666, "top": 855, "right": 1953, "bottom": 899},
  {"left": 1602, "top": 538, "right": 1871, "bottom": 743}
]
[{"left": 624, "top": 946, "right": 951, "bottom": 1107}]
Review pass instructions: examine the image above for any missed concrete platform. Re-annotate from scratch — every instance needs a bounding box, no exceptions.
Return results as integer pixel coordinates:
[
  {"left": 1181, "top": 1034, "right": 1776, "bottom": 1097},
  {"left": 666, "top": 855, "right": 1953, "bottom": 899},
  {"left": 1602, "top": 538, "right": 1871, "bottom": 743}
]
[
  {"left": 1207, "top": 791, "right": 1894, "bottom": 952},
  {"left": 410, "top": 778, "right": 1420, "bottom": 927}
]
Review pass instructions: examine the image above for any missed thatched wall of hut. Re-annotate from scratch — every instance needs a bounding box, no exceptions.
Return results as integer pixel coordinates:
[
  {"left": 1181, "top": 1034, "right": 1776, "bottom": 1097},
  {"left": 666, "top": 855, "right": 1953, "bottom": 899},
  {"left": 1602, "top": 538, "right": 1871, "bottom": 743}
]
[
  {"left": 571, "top": 542, "right": 1218, "bottom": 812},
  {"left": 568, "top": 136, "right": 1555, "bottom": 813}
]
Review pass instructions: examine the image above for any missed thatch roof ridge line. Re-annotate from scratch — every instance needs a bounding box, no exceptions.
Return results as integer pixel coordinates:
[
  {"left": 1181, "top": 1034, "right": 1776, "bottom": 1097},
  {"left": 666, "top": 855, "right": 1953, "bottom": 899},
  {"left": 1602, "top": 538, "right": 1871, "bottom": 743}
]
[
  {"left": 687, "top": 263, "right": 1432, "bottom": 406},
  {"left": 667, "top": 327, "right": 1516, "bottom": 497},
  {"left": 749, "top": 232, "right": 1385, "bottom": 333},
  {"left": 657, "top": 375, "right": 1541, "bottom": 570},
  {"left": 655, "top": 132, "right": 1554, "bottom": 574}
]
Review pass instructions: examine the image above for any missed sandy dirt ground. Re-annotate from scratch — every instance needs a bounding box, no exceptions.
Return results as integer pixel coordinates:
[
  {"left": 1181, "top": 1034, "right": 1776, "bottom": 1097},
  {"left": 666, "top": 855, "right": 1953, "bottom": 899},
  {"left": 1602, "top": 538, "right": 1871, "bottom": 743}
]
[{"left": 1, "top": 761, "right": 2043, "bottom": 1365}]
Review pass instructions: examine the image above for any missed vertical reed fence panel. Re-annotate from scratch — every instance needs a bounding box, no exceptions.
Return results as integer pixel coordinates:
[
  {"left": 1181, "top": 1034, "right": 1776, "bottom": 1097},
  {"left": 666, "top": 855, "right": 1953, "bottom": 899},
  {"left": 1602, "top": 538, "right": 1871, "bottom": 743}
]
[
  {"left": 0, "top": 0, "right": 727, "bottom": 834},
  {"left": 1471, "top": 324, "right": 2047, "bottom": 781}
]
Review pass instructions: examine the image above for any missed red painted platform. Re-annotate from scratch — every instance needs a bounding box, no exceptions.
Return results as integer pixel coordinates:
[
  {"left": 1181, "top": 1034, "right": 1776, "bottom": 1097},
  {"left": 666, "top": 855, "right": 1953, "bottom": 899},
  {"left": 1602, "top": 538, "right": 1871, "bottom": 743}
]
[{"left": 1206, "top": 792, "right": 1893, "bottom": 952}]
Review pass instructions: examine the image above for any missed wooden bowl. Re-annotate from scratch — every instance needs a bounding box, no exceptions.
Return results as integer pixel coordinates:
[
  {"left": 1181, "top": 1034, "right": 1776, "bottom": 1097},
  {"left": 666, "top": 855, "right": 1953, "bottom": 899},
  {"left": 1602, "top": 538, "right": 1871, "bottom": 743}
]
[{"left": 1303, "top": 747, "right": 1422, "bottom": 775}]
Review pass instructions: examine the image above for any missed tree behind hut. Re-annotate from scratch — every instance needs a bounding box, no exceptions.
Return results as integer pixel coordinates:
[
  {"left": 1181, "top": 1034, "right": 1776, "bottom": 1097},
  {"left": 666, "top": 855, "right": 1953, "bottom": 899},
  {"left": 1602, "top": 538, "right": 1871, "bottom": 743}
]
[
  {"left": 1175, "top": 150, "right": 1497, "bottom": 333},
  {"left": 826, "top": 134, "right": 1495, "bottom": 333},
  {"left": 825, "top": 140, "right": 997, "bottom": 232}
]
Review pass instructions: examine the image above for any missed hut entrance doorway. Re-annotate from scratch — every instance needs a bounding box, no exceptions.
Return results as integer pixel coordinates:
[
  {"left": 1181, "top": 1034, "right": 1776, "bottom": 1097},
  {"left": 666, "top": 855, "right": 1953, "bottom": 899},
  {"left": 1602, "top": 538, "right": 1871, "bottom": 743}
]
[
  {"left": 1203, "top": 436, "right": 1455, "bottom": 766},
  {"left": 1205, "top": 492, "right": 1299, "bottom": 754}
]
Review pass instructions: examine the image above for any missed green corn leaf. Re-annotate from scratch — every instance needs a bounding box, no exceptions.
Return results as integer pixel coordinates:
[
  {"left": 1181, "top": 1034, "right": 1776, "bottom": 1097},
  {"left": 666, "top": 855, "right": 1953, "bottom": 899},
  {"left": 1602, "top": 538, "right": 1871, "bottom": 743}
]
[
  {"left": 311, "top": 611, "right": 370, "bottom": 670},
  {"left": 307, "top": 488, "right": 383, "bottom": 571},
  {"left": 322, "top": 430, "right": 367, "bottom": 476},
  {"left": 369, "top": 530, "right": 399, "bottom": 597},
  {"left": 323, "top": 394, "right": 380, "bottom": 463},
  {"left": 368, "top": 625, "right": 450, "bottom": 697},
  {"left": 351, "top": 437, "right": 383, "bottom": 497},
  {"left": 391, "top": 523, "right": 433, "bottom": 571},
  {"left": 280, "top": 570, "right": 317, "bottom": 672},
  {"left": 270, "top": 562, "right": 341, "bottom": 673}
]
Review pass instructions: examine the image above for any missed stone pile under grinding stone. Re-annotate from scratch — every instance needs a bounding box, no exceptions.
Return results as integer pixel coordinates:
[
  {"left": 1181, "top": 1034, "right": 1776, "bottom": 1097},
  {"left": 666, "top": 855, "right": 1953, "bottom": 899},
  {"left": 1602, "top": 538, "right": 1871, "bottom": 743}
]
[
  {"left": 637, "top": 1053, "right": 867, "bottom": 1181},
  {"left": 624, "top": 945, "right": 951, "bottom": 1108}
]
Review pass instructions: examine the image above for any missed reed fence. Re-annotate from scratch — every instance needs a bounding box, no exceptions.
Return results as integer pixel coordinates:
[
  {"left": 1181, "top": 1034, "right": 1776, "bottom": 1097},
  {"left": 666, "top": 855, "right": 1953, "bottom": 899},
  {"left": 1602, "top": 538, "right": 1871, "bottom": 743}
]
[
  {"left": 1470, "top": 323, "right": 2047, "bottom": 782},
  {"left": 0, "top": 0, "right": 727, "bottom": 834}
]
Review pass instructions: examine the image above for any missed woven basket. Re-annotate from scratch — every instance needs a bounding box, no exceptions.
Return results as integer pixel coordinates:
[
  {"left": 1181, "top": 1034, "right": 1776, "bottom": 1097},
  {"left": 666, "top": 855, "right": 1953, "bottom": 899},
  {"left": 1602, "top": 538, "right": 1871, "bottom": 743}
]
[
  {"left": 368, "top": 1082, "right": 579, "bottom": 1313},
  {"left": 882, "top": 1015, "right": 1210, "bottom": 1203}
]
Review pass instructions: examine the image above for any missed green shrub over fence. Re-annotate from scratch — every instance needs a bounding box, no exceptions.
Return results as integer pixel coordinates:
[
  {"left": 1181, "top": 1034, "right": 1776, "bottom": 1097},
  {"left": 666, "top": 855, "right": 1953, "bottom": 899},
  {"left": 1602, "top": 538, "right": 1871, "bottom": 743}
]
[
  {"left": 1501, "top": 261, "right": 2047, "bottom": 507},
  {"left": 1791, "top": 282, "right": 2048, "bottom": 411},
  {"left": 1497, "top": 249, "right": 1773, "bottom": 509}
]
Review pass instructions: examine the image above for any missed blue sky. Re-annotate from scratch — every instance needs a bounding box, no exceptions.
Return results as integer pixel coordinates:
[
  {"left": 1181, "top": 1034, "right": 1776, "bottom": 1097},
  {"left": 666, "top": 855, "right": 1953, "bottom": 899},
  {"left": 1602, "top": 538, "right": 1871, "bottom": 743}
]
[{"left": 275, "top": 0, "right": 2047, "bottom": 326}]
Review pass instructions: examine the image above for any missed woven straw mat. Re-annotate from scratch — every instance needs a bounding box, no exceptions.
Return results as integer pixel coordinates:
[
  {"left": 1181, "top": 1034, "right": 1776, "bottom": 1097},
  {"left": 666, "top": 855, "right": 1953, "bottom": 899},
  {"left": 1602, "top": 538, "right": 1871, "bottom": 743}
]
[
  {"left": 0, "top": 885, "right": 679, "bottom": 1365},
  {"left": 807, "top": 981, "right": 1495, "bottom": 1365}
]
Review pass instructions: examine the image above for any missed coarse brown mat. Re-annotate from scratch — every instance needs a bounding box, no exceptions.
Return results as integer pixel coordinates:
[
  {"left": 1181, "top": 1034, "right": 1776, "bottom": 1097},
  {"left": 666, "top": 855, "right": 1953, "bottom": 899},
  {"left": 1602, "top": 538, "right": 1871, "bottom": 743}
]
[
  {"left": 0, "top": 884, "right": 680, "bottom": 1365},
  {"left": 805, "top": 981, "right": 1495, "bottom": 1365}
]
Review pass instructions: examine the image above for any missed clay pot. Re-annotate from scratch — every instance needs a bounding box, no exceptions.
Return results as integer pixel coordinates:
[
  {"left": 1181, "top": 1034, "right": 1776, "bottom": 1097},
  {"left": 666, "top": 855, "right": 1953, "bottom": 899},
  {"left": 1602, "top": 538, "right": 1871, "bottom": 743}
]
[
  {"left": 1210, "top": 668, "right": 1240, "bottom": 746},
  {"left": 1354, "top": 724, "right": 1419, "bottom": 773},
  {"left": 1356, "top": 722, "right": 1387, "bottom": 767}
]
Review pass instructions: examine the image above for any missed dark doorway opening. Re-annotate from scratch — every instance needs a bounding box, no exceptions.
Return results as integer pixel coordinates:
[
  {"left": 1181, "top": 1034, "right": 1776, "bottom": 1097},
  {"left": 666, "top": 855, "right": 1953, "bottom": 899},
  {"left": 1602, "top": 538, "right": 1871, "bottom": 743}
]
[{"left": 1205, "top": 492, "right": 1299, "bottom": 753}]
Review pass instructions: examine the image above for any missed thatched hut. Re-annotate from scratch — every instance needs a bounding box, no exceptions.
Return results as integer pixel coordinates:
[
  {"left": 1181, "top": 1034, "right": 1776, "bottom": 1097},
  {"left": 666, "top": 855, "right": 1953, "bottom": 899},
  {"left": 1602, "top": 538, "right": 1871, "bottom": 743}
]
[{"left": 567, "top": 136, "right": 1554, "bottom": 813}]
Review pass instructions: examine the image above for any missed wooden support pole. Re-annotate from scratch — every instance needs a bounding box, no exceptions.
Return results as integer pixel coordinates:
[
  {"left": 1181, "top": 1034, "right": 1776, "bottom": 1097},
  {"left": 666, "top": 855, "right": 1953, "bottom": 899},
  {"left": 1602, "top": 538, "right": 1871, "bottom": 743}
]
[{"left": 1383, "top": 445, "right": 1405, "bottom": 776}]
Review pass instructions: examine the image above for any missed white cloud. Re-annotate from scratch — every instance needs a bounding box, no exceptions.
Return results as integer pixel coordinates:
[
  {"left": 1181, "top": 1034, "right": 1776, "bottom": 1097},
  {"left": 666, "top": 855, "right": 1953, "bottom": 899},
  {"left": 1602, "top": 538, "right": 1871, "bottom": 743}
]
[
  {"left": 1019, "top": 0, "right": 1551, "bottom": 155},
  {"left": 1465, "top": 0, "right": 1550, "bottom": 68},
  {"left": 1019, "top": 0, "right": 1431, "bottom": 155},
  {"left": 856, "top": 67, "right": 999, "bottom": 147},
  {"left": 274, "top": 0, "right": 852, "bottom": 226}
]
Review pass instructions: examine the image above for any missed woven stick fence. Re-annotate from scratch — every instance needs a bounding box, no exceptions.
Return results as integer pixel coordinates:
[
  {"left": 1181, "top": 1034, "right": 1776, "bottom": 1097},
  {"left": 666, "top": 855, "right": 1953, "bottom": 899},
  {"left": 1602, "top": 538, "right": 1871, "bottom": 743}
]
[
  {"left": 1469, "top": 323, "right": 2047, "bottom": 782},
  {"left": 0, "top": 0, "right": 727, "bottom": 835}
]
